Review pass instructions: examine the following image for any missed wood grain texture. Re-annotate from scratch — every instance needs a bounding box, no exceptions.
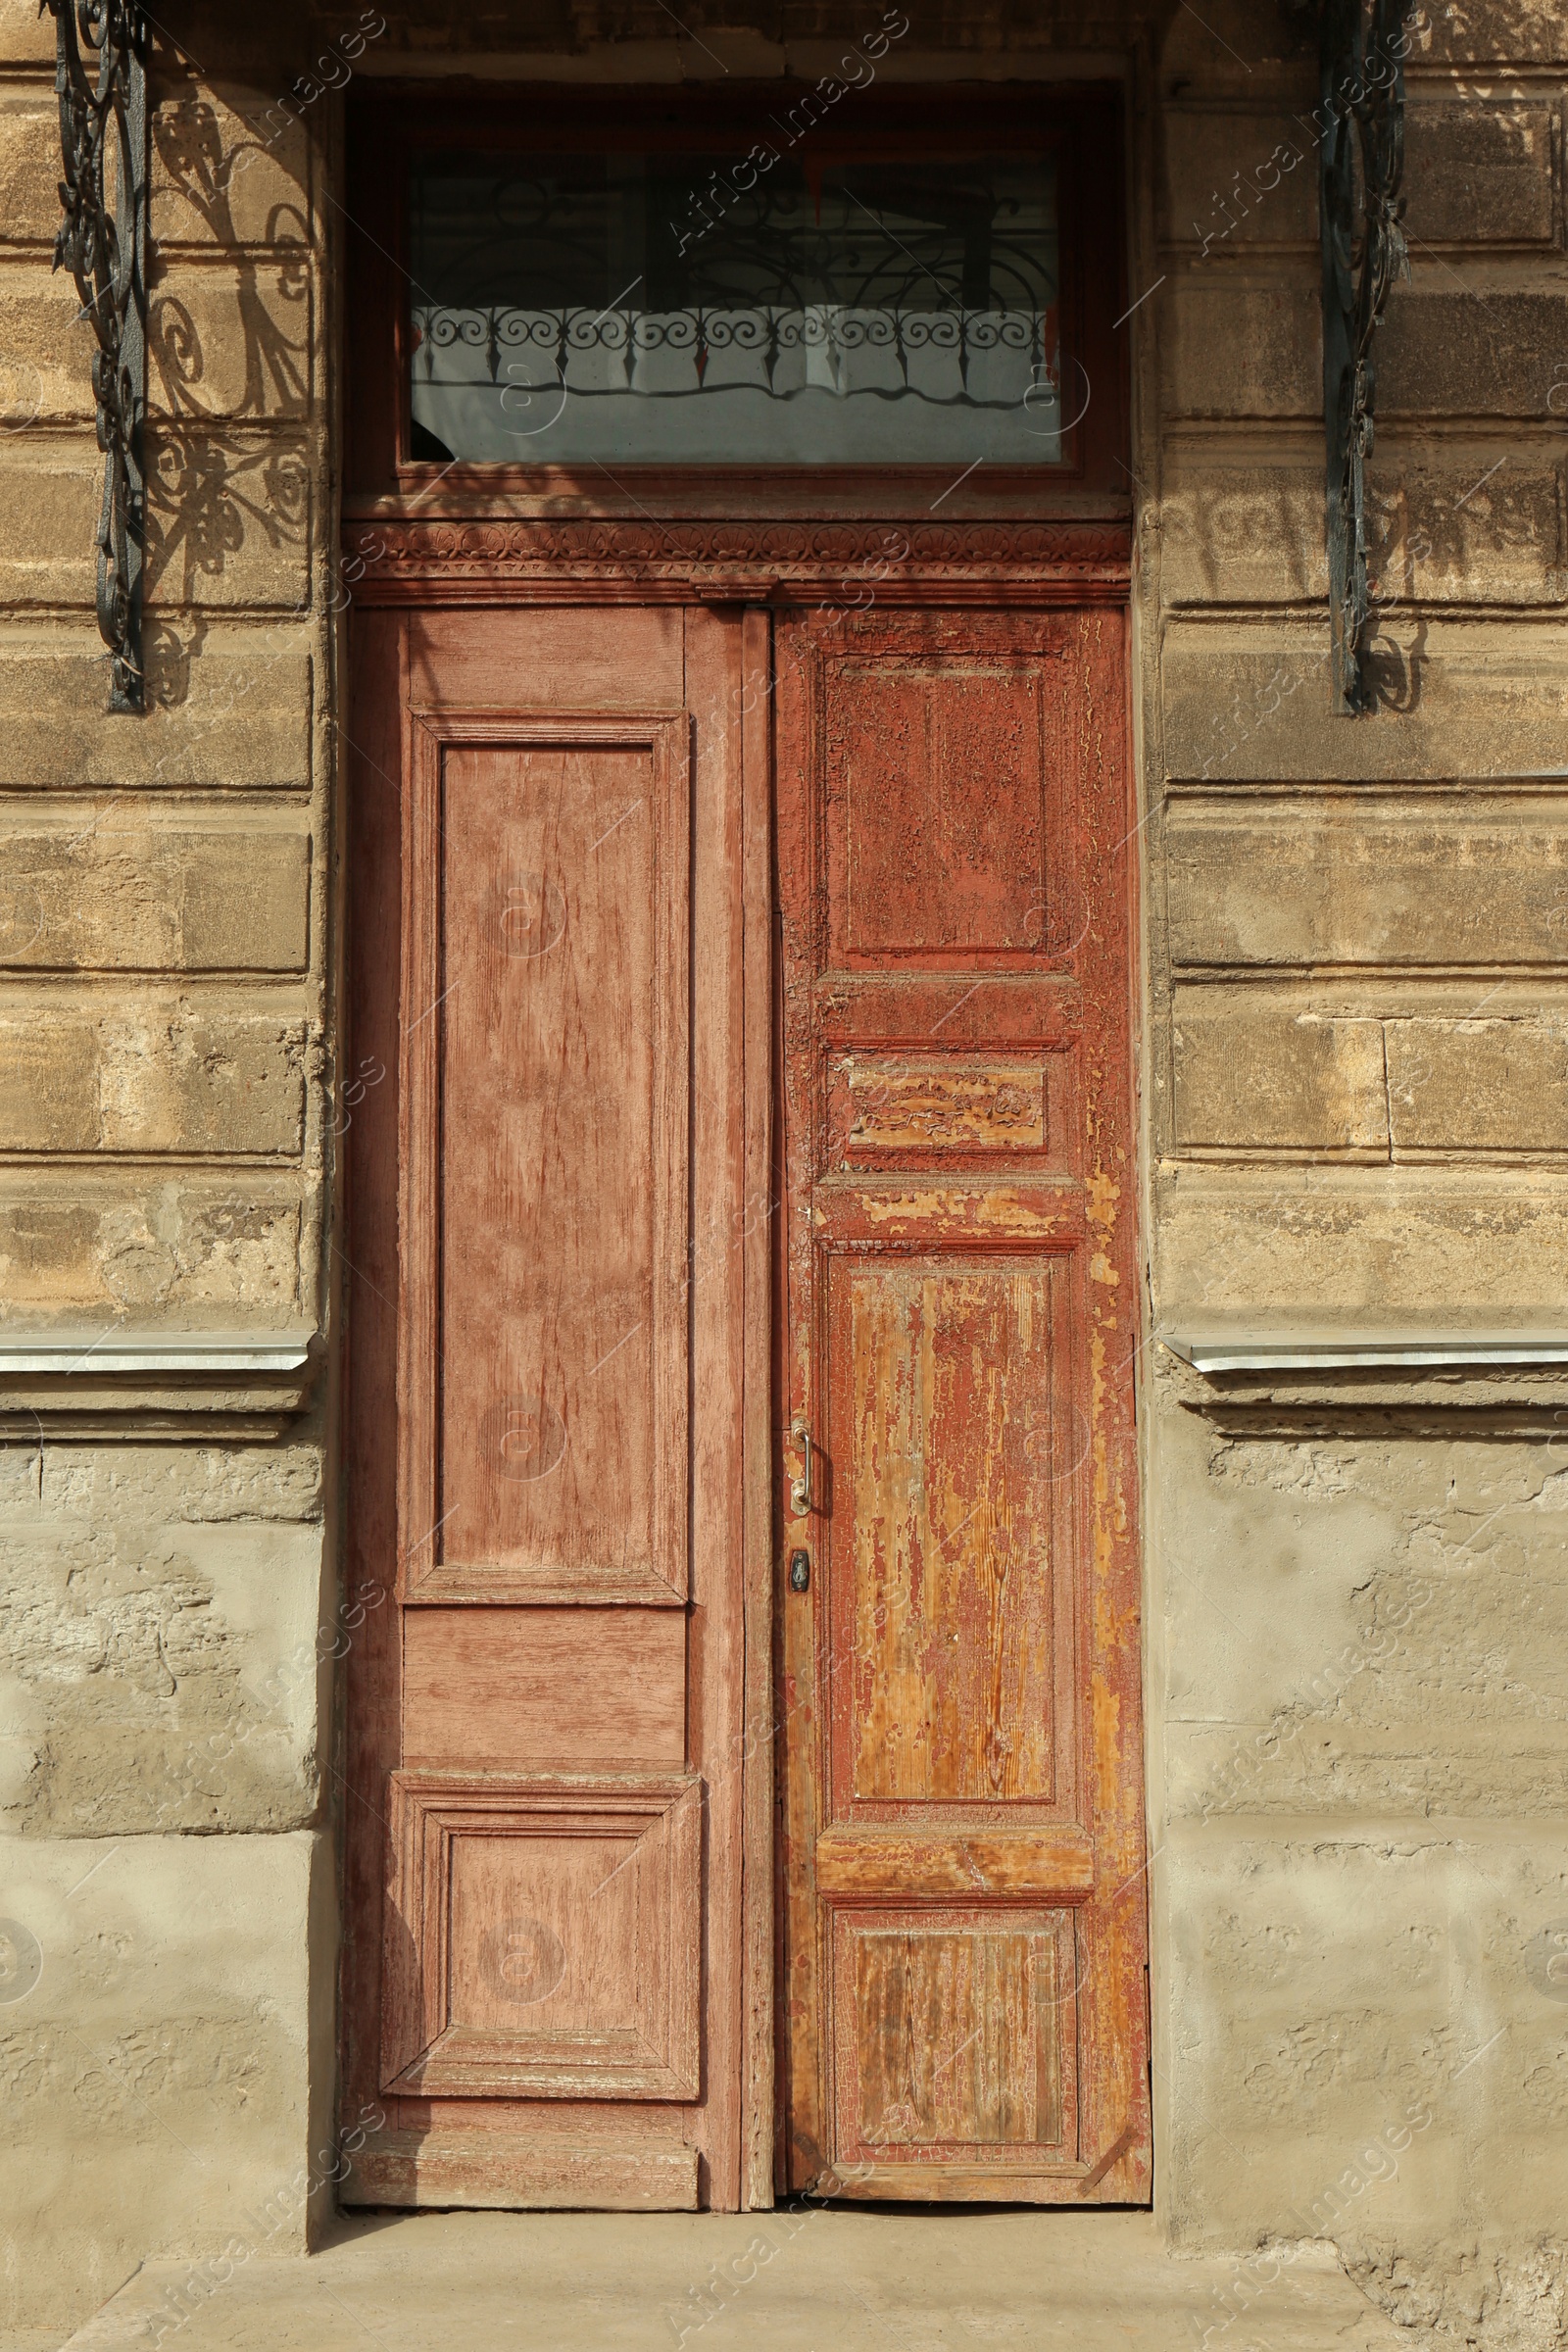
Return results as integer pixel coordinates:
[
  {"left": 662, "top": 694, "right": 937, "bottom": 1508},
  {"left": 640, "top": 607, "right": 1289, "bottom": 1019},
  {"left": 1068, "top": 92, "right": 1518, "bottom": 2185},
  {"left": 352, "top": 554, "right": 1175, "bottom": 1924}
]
[
  {"left": 339, "top": 609, "right": 408, "bottom": 2150},
  {"left": 835, "top": 1261, "right": 1062, "bottom": 1806},
  {"left": 343, "top": 2133, "right": 700, "bottom": 2211},
  {"left": 682, "top": 604, "right": 749, "bottom": 2207},
  {"left": 830, "top": 1055, "right": 1048, "bottom": 1160},
  {"left": 381, "top": 1771, "right": 703, "bottom": 2100},
  {"left": 402, "top": 1608, "right": 686, "bottom": 1765},
  {"left": 813, "top": 1829, "right": 1093, "bottom": 1897},
  {"left": 847, "top": 1924, "right": 1061, "bottom": 2148},
  {"left": 828, "top": 1908, "right": 1078, "bottom": 2187},
  {"left": 737, "top": 604, "right": 777, "bottom": 2212},
  {"left": 776, "top": 604, "right": 1149, "bottom": 2202},
  {"left": 399, "top": 710, "right": 690, "bottom": 1603},
  {"left": 827, "top": 660, "right": 1050, "bottom": 962},
  {"left": 345, "top": 606, "right": 762, "bottom": 2212}
]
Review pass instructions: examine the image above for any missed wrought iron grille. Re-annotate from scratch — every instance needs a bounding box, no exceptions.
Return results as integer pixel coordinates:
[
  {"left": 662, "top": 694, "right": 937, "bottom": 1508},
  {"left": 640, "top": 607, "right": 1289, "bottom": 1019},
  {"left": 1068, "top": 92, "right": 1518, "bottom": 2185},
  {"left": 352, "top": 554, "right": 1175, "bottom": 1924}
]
[
  {"left": 1319, "top": 0, "right": 1410, "bottom": 713},
  {"left": 43, "top": 0, "right": 148, "bottom": 712},
  {"left": 414, "top": 304, "right": 1057, "bottom": 406}
]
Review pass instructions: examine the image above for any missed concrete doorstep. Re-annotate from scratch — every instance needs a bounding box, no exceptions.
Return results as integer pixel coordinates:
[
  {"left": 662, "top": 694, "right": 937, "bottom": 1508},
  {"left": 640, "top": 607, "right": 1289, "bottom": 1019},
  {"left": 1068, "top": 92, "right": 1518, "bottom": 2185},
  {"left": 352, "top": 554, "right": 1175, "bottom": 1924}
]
[{"left": 57, "top": 2210, "right": 1407, "bottom": 2351}]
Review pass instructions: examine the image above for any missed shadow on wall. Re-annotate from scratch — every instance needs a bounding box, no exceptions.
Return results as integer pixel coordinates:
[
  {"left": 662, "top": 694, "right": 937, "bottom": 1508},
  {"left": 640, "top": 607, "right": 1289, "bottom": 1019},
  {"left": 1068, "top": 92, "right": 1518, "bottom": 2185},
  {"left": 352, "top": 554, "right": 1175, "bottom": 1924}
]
[{"left": 143, "top": 96, "right": 313, "bottom": 704}]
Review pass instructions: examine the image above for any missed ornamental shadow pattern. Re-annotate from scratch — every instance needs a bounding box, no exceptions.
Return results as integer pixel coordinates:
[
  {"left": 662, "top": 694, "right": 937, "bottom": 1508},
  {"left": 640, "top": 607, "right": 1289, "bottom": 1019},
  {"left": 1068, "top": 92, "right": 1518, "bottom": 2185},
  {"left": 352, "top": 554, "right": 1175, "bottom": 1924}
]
[{"left": 141, "top": 95, "right": 312, "bottom": 698}]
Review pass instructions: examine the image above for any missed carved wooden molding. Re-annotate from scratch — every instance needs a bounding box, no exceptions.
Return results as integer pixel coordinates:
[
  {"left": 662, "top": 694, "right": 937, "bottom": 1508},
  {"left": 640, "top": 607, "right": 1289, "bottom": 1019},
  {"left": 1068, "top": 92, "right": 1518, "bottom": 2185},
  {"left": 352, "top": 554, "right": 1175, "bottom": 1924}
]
[
  {"left": 380, "top": 1771, "right": 704, "bottom": 2103},
  {"left": 341, "top": 517, "right": 1133, "bottom": 603}
]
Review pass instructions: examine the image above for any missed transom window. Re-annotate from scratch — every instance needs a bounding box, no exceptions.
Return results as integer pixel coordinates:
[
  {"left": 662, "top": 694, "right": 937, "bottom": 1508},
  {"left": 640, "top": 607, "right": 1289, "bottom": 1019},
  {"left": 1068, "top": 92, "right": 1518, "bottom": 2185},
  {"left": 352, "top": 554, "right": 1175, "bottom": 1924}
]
[{"left": 408, "top": 145, "right": 1063, "bottom": 466}]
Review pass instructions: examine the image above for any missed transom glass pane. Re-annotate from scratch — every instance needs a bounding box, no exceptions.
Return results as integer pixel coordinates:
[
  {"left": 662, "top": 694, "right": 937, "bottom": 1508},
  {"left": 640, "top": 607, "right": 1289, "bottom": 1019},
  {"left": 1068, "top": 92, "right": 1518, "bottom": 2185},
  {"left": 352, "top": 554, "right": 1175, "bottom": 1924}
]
[{"left": 409, "top": 147, "right": 1062, "bottom": 465}]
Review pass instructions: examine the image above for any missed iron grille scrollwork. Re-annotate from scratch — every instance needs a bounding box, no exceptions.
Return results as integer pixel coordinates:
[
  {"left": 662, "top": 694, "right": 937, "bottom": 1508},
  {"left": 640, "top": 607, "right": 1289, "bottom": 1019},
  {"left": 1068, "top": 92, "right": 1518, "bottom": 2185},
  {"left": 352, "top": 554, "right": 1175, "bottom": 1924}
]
[
  {"left": 1319, "top": 0, "right": 1409, "bottom": 714},
  {"left": 416, "top": 304, "right": 1055, "bottom": 410},
  {"left": 44, "top": 0, "right": 148, "bottom": 712}
]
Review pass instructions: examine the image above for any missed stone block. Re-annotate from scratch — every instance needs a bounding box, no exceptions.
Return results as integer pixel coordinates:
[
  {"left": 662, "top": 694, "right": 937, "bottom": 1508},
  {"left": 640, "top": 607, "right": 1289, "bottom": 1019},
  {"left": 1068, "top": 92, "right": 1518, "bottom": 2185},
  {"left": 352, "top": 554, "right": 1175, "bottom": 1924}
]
[
  {"left": 146, "top": 426, "right": 315, "bottom": 612},
  {"left": 1386, "top": 1016, "right": 1568, "bottom": 1152},
  {"left": 1165, "top": 794, "right": 1568, "bottom": 968},
  {"left": 0, "top": 1000, "right": 308, "bottom": 1155},
  {"left": 1161, "top": 618, "right": 1568, "bottom": 782},
  {"left": 1161, "top": 111, "right": 1317, "bottom": 251},
  {"left": 40, "top": 1440, "right": 323, "bottom": 1523},
  {"left": 1419, "top": 0, "right": 1568, "bottom": 66},
  {"left": 1365, "top": 456, "right": 1565, "bottom": 608},
  {"left": 1158, "top": 97, "right": 1560, "bottom": 253},
  {"left": 1157, "top": 0, "right": 1315, "bottom": 92},
  {"left": 0, "top": 818, "right": 312, "bottom": 971},
  {"left": 0, "top": 95, "right": 63, "bottom": 247},
  {"left": 1171, "top": 993, "right": 1390, "bottom": 1151},
  {"left": 0, "top": 1831, "right": 328, "bottom": 2334},
  {"left": 1157, "top": 274, "right": 1320, "bottom": 419},
  {"left": 1158, "top": 466, "right": 1326, "bottom": 607},
  {"left": 1403, "top": 101, "right": 1558, "bottom": 246},
  {"left": 0, "top": 0, "right": 55, "bottom": 66},
  {"left": 1152, "top": 1163, "right": 1568, "bottom": 1311},
  {"left": 0, "top": 267, "right": 101, "bottom": 426},
  {"left": 0, "top": 1519, "right": 325, "bottom": 1835},
  {"left": 0, "top": 1173, "right": 312, "bottom": 1317},
  {"left": 0, "top": 626, "right": 312, "bottom": 789},
  {"left": 151, "top": 82, "right": 313, "bottom": 249},
  {"left": 149, "top": 266, "right": 314, "bottom": 423},
  {"left": 1379, "top": 289, "right": 1568, "bottom": 418},
  {"left": 1157, "top": 456, "right": 1563, "bottom": 610},
  {"left": 0, "top": 440, "right": 108, "bottom": 612},
  {"left": 160, "top": 2, "right": 370, "bottom": 85}
]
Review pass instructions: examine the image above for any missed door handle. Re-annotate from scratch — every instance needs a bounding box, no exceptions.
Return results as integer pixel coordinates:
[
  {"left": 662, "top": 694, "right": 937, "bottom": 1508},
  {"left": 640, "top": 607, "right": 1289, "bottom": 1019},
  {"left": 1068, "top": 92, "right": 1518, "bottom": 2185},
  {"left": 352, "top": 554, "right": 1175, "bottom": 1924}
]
[{"left": 790, "top": 1418, "right": 813, "bottom": 1515}]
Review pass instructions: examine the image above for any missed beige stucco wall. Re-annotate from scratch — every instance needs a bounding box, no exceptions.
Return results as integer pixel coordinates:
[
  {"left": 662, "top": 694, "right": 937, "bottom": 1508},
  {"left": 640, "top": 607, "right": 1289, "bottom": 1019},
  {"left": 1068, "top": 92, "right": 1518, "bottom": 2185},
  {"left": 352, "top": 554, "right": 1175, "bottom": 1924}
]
[{"left": 0, "top": 0, "right": 1564, "bottom": 2342}]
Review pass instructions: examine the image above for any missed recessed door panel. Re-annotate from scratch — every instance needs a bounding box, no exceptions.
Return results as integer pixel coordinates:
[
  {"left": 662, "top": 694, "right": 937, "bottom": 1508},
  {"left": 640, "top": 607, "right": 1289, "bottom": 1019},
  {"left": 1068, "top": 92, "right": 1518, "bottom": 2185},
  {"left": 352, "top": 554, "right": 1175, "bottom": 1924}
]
[{"left": 836, "top": 1258, "right": 1061, "bottom": 1806}]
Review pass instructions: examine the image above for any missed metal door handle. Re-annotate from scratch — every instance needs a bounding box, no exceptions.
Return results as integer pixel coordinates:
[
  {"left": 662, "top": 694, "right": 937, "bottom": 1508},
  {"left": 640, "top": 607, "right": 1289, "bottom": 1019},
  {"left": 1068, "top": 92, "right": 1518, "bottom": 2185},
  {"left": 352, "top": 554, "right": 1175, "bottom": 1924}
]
[{"left": 790, "top": 1419, "right": 813, "bottom": 1515}]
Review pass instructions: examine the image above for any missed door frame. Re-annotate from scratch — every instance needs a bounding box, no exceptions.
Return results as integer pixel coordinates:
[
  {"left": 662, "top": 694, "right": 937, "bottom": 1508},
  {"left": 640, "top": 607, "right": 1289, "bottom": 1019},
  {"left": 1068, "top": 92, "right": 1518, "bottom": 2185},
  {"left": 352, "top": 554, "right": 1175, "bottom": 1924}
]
[{"left": 337, "top": 70, "right": 1139, "bottom": 2209}]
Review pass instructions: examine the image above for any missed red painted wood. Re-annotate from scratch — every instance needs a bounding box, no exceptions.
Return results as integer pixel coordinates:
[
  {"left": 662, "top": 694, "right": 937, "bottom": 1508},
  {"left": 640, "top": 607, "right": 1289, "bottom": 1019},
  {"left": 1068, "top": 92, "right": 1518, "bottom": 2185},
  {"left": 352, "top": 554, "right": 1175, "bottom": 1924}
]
[
  {"left": 341, "top": 605, "right": 756, "bottom": 2210},
  {"left": 775, "top": 603, "right": 1149, "bottom": 2201}
]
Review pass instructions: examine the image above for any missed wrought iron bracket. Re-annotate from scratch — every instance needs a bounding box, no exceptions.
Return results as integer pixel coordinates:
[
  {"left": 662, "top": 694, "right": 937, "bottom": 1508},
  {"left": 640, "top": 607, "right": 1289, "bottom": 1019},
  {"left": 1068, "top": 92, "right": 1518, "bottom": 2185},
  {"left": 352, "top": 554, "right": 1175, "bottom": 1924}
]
[
  {"left": 1319, "top": 0, "right": 1409, "bottom": 713},
  {"left": 43, "top": 1, "right": 148, "bottom": 712}
]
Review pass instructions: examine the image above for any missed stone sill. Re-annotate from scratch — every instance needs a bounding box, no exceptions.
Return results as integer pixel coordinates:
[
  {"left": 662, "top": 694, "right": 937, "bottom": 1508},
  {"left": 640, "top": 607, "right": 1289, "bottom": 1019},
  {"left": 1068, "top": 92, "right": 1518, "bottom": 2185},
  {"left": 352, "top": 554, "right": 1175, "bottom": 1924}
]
[
  {"left": 0, "top": 1329, "right": 318, "bottom": 1432},
  {"left": 1158, "top": 1316, "right": 1568, "bottom": 1428},
  {"left": 1161, "top": 1324, "right": 1568, "bottom": 1373}
]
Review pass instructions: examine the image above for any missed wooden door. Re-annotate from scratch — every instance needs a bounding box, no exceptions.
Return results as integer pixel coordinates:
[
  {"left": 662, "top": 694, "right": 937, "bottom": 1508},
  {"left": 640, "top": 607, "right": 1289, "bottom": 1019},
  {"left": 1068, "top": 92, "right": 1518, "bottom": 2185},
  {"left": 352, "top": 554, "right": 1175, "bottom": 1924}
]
[
  {"left": 775, "top": 602, "right": 1150, "bottom": 2202},
  {"left": 340, "top": 603, "right": 773, "bottom": 2211}
]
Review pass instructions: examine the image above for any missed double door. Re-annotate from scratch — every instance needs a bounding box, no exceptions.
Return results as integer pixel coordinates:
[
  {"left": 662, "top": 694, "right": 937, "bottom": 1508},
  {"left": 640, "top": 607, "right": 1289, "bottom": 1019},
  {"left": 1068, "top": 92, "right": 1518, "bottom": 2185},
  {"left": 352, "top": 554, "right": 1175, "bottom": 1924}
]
[{"left": 340, "top": 590, "right": 1149, "bottom": 2211}]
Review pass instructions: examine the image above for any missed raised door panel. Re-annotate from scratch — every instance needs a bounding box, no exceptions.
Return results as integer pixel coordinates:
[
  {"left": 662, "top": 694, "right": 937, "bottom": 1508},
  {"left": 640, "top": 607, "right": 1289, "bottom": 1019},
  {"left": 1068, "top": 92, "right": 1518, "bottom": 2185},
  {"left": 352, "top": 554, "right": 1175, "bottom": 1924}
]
[
  {"left": 824, "top": 648, "right": 1062, "bottom": 966},
  {"left": 403, "top": 713, "right": 689, "bottom": 1604},
  {"left": 381, "top": 1772, "right": 702, "bottom": 2100},
  {"left": 777, "top": 603, "right": 1148, "bottom": 2204}
]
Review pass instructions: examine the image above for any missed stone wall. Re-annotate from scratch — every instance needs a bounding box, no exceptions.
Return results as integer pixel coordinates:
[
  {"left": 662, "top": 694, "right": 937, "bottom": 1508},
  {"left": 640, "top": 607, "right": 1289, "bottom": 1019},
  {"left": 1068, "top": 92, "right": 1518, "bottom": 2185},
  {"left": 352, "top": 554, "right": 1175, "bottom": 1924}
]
[
  {"left": 0, "top": 0, "right": 337, "bottom": 2336},
  {"left": 1144, "top": 2, "right": 1568, "bottom": 2344},
  {"left": 0, "top": 0, "right": 1564, "bottom": 2341}
]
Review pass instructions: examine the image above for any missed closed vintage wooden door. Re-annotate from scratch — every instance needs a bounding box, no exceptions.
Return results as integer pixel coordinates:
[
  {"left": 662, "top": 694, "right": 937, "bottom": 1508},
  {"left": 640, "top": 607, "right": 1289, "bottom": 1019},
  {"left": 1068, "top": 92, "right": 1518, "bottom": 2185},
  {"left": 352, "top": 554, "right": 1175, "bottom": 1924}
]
[
  {"left": 340, "top": 603, "right": 772, "bottom": 2210},
  {"left": 774, "top": 602, "right": 1150, "bottom": 2201}
]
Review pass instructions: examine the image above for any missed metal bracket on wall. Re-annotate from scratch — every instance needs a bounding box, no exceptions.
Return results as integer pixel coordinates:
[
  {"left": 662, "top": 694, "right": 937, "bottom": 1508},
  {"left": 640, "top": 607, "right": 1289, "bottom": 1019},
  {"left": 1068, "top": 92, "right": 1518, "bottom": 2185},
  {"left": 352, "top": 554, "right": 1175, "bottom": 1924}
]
[
  {"left": 42, "top": 0, "right": 148, "bottom": 713},
  {"left": 1319, "top": 0, "right": 1409, "bottom": 714}
]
